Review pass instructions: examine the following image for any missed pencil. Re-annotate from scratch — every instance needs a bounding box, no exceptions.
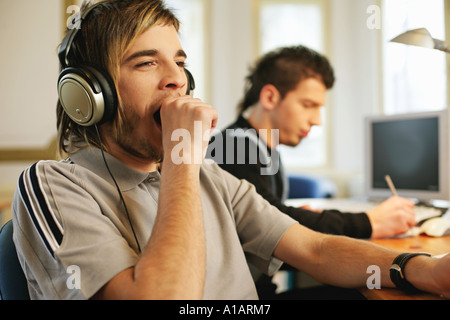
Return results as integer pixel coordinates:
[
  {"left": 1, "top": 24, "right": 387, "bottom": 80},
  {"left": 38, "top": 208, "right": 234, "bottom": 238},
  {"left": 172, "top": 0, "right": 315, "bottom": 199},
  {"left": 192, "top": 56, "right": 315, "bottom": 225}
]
[{"left": 385, "top": 175, "right": 398, "bottom": 197}]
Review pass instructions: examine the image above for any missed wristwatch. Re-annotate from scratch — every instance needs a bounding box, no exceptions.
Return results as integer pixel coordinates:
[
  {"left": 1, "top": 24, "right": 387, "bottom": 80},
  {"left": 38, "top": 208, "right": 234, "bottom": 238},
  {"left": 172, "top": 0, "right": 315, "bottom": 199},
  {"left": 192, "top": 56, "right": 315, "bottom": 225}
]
[{"left": 390, "top": 253, "right": 431, "bottom": 292}]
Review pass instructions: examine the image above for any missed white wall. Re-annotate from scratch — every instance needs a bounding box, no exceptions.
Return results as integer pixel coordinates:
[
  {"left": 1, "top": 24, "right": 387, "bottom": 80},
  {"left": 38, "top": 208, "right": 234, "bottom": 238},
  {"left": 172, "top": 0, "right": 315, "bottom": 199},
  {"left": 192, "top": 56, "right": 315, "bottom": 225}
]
[
  {"left": 0, "top": 1, "right": 62, "bottom": 148},
  {"left": 209, "top": 0, "right": 255, "bottom": 130},
  {"left": 327, "top": 0, "right": 383, "bottom": 196},
  {"left": 0, "top": 0, "right": 63, "bottom": 193}
]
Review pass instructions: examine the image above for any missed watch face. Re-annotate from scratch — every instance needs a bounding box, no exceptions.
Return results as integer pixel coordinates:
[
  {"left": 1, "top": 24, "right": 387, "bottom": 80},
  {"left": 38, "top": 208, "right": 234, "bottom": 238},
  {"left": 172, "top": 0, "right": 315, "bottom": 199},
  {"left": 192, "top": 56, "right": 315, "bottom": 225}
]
[
  {"left": 390, "top": 264, "right": 404, "bottom": 278},
  {"left": 390, "top": 264, "right": 401, "bottom": 271}
]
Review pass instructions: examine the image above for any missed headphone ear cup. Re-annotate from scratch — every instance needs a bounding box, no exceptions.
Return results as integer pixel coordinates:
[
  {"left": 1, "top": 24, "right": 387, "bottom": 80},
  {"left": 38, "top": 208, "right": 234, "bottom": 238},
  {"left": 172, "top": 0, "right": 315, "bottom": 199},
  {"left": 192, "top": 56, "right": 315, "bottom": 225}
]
[
  {"left": 185, "top": 69, "right": 195, "bottom": 96},
  {"left": 83, "top": 66, "right": 117, "bottom": 124},
  {"left": 58, "top": 66, "right": 117, "bottom": 127}
]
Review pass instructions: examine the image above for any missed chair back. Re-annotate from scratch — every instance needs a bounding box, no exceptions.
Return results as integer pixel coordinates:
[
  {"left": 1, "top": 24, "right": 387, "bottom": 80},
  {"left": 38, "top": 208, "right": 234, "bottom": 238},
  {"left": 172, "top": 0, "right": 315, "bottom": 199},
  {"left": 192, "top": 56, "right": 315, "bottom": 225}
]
[
  {"left": 288, "top": 174, "right": 337, "bottom": 199},
  {"left": 0, "top": 220, "right": 30, "bottom": 300}
]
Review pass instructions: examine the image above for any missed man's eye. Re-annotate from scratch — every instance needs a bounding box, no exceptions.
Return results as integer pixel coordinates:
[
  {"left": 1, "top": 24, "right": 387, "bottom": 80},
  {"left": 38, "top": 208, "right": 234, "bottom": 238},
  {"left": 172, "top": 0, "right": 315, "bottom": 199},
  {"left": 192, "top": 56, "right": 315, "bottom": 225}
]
[
  {"left": 136, "top": 61, "right": 155, "bottom": 68},
  {"left": 301, "top": 101, "right": 316, "bottom": 109},
  {"left": 176, "top": 61, "right": 187, "bottom": 68}
]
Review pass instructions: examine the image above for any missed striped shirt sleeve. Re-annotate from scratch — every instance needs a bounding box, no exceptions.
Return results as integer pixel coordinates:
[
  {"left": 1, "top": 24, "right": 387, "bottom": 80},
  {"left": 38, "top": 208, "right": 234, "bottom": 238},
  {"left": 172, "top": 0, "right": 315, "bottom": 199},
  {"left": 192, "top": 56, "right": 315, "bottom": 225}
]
[{"left": 17, "top": 162, "right": 64, "bottom": 257}]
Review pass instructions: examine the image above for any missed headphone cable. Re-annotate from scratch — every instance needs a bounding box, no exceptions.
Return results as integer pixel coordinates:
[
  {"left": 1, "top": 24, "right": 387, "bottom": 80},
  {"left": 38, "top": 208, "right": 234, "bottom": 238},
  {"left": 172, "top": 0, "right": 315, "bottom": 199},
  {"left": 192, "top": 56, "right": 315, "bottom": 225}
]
[{"left": 94, "top": 124, "right": 142, "bottom": 253}]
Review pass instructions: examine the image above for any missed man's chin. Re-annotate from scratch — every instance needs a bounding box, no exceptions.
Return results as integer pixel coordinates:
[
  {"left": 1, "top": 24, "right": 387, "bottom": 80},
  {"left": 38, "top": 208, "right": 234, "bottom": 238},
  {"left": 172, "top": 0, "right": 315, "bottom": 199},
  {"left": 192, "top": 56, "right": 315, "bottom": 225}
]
[
  {"left": 284, "top": 139, "right": 302, "bottom": 148},
  {"left": 118, "top": 142, "right": 163, "bottom": 163}
]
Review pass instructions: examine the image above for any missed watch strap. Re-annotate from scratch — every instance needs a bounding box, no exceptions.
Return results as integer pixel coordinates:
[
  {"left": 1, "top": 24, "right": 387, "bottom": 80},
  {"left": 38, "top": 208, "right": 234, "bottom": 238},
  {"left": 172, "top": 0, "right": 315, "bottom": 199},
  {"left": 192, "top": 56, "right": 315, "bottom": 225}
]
[{"left": 390, "top": 253, "right": 431, "bottom": 292}]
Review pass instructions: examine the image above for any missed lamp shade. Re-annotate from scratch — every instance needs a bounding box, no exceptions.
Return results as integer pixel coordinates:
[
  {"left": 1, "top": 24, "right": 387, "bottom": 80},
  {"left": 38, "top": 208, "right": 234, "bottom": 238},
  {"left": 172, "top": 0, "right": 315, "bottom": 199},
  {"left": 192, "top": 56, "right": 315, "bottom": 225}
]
[
  {"left": 391, "top": 28, "right": 435, "bottom": 49},
  {"left": 391, "top": 28, "right": 450, "bottom": 53}
]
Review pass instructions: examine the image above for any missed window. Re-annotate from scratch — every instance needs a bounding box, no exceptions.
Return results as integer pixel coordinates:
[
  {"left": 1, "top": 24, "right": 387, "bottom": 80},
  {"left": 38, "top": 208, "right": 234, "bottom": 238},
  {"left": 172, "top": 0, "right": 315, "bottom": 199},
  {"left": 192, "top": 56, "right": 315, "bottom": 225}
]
[
  {"left": 255, "top": 0, "right": 328, "bottom": 168},
  {"left": 258, "top": 0, "right": 325, "bottom": 54},
  {"left": 382, "top": 0, "right": 447, "bottom": 115},
  {"left": 164, "top": 0, "right": 208, "bottom": 101}
]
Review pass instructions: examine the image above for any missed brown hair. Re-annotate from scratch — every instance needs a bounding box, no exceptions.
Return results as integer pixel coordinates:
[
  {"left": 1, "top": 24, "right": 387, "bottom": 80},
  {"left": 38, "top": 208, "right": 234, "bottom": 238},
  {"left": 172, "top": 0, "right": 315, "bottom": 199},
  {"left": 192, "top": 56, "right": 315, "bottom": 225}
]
[
  {"left": 57, "top": 0, "right": 180, "bottom": 155},
  {"left": 238, "top": 45, "right": 335, "bottom": 114}
]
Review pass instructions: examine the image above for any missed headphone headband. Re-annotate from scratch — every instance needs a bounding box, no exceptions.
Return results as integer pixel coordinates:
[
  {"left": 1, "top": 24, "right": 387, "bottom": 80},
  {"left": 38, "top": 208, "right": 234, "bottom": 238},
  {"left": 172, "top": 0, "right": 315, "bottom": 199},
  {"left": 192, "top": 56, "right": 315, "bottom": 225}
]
[{"left": 58, "top": 3, "right": 100, "bottom": 68}]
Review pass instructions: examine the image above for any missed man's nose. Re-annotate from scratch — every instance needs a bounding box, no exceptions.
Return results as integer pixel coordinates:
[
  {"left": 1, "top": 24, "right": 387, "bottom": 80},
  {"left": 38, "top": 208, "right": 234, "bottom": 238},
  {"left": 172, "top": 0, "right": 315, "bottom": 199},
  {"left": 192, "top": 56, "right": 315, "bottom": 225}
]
[{"left": 160, "top": 64, "right": 186, "bottom": 92}]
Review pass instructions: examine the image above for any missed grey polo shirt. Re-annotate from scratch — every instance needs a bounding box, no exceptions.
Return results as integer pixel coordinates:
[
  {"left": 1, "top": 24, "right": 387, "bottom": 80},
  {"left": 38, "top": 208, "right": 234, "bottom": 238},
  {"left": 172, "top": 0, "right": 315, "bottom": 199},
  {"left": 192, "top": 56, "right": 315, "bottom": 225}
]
[{"left": 12, "top": 147, "right": 297, "bottom": 300}]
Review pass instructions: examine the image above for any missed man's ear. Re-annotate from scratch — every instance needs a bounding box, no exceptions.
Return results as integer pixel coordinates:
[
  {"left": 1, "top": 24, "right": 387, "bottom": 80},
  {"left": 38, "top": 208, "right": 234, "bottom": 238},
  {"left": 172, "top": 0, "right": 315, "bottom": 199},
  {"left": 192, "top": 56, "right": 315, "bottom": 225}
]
[{"left": 259, "top": 84, "right": 281, "bottom": 111}]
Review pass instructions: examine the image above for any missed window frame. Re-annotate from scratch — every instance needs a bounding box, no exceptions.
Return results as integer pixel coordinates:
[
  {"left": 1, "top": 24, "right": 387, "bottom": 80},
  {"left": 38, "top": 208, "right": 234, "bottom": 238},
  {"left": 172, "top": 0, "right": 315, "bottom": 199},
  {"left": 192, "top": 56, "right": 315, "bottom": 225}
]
[
  {"left": 163, "top": 0, "right": 211, "bottom": 103},
  {"left": 380, "top": 0, "right": 449, "bottom": 115},
  {"left": 446, "top": 0, "right": 450, "bottom": 107},
  {"left": 251, "top": 0, "right": 332, "bottom": 170}
]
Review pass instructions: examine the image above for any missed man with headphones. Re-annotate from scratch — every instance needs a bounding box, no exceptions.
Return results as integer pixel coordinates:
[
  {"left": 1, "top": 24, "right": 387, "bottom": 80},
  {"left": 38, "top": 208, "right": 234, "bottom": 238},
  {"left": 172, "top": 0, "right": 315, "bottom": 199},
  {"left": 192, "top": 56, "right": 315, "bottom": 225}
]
[{"left": 11, "top": 0, "right": 450, "bottom": 300}]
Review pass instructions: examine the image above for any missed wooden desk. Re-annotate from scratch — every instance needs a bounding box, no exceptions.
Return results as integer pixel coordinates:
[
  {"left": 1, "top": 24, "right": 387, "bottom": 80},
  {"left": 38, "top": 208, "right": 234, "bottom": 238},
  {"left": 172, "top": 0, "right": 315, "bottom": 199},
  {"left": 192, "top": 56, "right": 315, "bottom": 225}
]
[
  {"left": 285, "top": 198, "right": 450, "bottom": 299},
  {"left": 360, "top": 235, "right": 450, "bottom": 300}
]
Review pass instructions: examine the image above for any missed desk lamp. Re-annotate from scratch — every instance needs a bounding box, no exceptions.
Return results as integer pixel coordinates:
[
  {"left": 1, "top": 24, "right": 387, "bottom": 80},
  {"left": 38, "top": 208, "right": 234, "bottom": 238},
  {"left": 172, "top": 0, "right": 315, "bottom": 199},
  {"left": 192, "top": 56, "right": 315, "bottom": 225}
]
[{"left": 390, "top": 28, "right": 450, "bottom": 54}]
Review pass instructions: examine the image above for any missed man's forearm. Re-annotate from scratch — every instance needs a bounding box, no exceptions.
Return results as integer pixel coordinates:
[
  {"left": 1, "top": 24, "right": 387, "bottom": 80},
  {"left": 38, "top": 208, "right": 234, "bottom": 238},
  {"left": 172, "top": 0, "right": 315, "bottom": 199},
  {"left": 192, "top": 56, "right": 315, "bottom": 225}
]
[
  {"left": 276, "top": 224, "right": 449, "bottom": 298},
  {"left": 311, "top": 234, "right": 397, "bottom": 289},
  {"left": 135, "top": 162, "right": 206, "bottom": 299},
  {"left": 313, "top": 233, "right": 448, "bottom": 297},
  {"left": 275, "top": 225, "right": 397, "bottom": 289}
]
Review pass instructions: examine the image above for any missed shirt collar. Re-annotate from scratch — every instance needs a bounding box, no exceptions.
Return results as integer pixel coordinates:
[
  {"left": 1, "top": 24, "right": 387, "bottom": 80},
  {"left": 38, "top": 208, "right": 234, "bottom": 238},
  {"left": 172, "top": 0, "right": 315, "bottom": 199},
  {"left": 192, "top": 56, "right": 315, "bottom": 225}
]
[{"left": 69, "top": 147, "right": 160, "bottom": 191}]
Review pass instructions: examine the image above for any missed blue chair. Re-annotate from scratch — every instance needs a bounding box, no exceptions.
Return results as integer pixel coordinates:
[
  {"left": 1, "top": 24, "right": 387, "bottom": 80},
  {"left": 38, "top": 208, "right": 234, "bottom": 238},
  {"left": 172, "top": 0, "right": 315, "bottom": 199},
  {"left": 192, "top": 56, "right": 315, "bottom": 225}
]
[
  {"left": 288, "top": 174, "right": 337, "bottom": 199},
  {"left": 282, "top": 175, "right": 337, "bottom": 291},
  {"left": 0, "top": 220, "right": 30, "bottom": 300}
]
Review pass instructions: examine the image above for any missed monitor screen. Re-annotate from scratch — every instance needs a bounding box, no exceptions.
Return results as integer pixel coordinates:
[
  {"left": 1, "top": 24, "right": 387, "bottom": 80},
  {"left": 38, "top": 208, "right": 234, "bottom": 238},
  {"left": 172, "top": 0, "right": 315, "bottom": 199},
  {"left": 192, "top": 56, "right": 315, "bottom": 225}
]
[{"left": 365, "top": 110, "right": 449, "bottom": 203}]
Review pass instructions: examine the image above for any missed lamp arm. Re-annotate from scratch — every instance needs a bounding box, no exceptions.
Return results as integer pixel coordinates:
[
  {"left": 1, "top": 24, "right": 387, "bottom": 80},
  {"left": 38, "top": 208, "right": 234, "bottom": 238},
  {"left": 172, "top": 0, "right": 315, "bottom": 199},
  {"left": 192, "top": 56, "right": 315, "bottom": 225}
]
[{"left": 434, "top": 39, "right": 450, "bottom": 54}]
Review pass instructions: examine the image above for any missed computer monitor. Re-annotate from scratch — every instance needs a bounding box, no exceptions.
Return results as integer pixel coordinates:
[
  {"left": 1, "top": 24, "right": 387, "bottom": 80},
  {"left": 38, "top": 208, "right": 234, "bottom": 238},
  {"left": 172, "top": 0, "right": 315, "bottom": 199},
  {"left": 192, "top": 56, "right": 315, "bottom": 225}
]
[{"left": 364, "top": 109, "right": 449, "bottom": 204}]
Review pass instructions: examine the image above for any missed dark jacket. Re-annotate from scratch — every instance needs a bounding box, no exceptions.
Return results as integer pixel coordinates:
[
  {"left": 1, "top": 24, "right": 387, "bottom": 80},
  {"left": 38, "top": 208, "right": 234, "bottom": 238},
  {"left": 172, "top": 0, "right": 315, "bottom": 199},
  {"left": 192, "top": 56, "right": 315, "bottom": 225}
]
[{"left": 208, "top": 116, "right": 372, "bottom": 239}]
